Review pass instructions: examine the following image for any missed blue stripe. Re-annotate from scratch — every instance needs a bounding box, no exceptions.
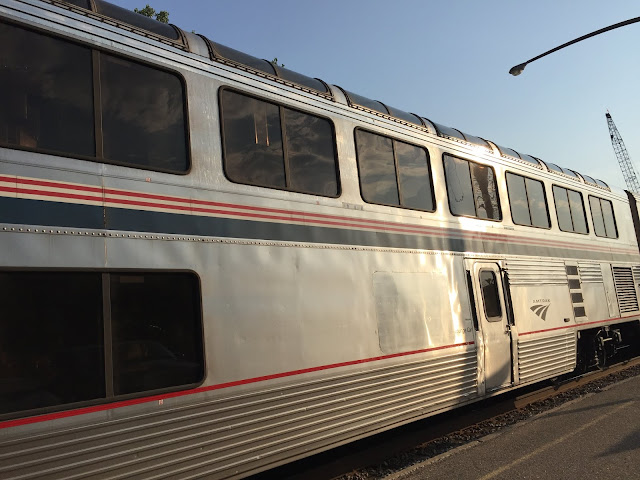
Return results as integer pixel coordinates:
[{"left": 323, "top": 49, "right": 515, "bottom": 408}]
[
  {"left": 0, "top": 196, "right": 634, "bottom": 263},
  {"left": 0, "top": 197, "right": 104, "bottom": 229}
]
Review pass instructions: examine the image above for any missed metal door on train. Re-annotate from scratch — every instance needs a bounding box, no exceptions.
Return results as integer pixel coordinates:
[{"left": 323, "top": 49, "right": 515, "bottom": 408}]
[{"left": 466, "top": 261, "right": 513, "bottom": 391}]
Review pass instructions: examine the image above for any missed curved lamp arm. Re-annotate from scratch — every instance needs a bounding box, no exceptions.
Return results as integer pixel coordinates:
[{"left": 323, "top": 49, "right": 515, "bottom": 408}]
[{"left": 509, "top": 15, "right": 640, "bottom": 75}]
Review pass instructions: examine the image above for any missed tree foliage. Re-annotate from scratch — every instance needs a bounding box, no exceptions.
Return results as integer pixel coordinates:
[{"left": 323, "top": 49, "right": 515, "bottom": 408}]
[{"left": 134, "top": 5, "right": 169, "bottom": 24}]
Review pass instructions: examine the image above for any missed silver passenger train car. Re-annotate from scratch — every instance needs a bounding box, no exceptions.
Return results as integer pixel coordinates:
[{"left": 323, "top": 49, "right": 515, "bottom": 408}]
[{"left": 1, "top": 1, "right": 639, "bottom": 478}]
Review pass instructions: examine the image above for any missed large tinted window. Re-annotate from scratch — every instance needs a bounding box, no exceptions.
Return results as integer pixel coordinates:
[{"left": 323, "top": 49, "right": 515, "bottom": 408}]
[
  {"left": 589, "top": 196, "right": 618, "bottom": 238},
  {"left": 100, "top": 54, "right": 188, "bottom": 172},
  {"left": 220, "top": 89, "right": 339, "bottom": 197},
  {"left": 221, "top": 91, "right": 284, "bottom": 188},
  {"left": 0, "top": 273, "right": 104, "bottom": 415},
  {"left": 111, "top": 273, "right": 203, "bottom": 395},
  {"left": 396, "top": 140, "right": 434, "bottom": 210},
  {"left": 355, "top": 129, "right": 434, "bottom": 211},
  {"left": 0, "top": 21, "right": 189, "bottom": 173},
  {"left": 356, "top": 130, "right": 398, "bottom": 205},
  {"left": 0, "top": 271, "right": 203, "bottom": 418},
  {"left": 553, "top": 186, "right": 588, "bottom": 234},
  {"left": 444, "top": 154, "right": 500, "bottom": 220},
  {"left": 285, "top": 108, "right": 338, "bottom": 195},
  {"left": 0, "top": 22, "right": 95, "bottom": 157},
  {"left": 506, "top": 173, "right": 550, "bottom": 228}
]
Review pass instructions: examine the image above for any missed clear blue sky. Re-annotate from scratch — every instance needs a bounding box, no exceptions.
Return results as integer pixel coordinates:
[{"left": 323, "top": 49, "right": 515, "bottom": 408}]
[{"left": 112, "top": 0, "right": 640, "bottom": 190}]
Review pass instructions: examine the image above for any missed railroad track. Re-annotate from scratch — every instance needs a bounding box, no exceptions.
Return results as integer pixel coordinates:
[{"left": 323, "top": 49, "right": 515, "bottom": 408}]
[{"left": 250, "top": 356, "right": 640, "bottom": 480}]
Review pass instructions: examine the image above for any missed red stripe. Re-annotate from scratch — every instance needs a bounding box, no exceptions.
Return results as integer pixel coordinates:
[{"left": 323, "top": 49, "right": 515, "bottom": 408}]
[
  {"left": 1, "top": 176, "right": 637, "bottom": 255},
  {"left": 519, "top": 314, "right": 640, "bottom": 335},
  {"left": 1, "top": 176, "right": 103, "bottom": 194},
  {"left": 11, "top": 184, "right": 629, "bottom": 252},
  {"left": 0, "top": 341, "right": 474, "bottom": 430},
  {"left": 0, "top": 186, "right": 102, "bottom": 203}
]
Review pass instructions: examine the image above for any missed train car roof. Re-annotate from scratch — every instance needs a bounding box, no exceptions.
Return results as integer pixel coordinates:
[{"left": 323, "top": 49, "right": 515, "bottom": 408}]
[{"left": 47, "top": 0, "right": 612, "bottom": 193}]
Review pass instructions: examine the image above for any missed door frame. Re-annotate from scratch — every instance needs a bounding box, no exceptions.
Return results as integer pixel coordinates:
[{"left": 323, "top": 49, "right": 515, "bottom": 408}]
[{"left": 465, "top": 258, "right": 515, "bottom": 394}]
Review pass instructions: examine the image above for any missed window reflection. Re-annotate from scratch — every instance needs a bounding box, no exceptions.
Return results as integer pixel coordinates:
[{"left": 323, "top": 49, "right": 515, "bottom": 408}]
[
  {"left": 0, "top": 21, "right": 189, "bottom": 174},
  {"left": 0, "top": 22, "right": 94, "bottom": 156},
  {"left": 590, "top": 196, "right": 618, "bottom": 238},
  {"left": 553, "top": 186, "right": 573, "bottom": 232},
  {"left": 445, "top": 156, "right": 475, "bottom": 216},
  {"left": 355, "top": 130, "right": 435, "bottom": 211},
  {"left": 506, "top": 173, "right": 549, "bottom": 228},
  {"left": 100, "top": 54, "right": 188, "bottom": 172},
  {"left": 568, "top": 190, "right": 588, "bottom": 234},
  {"left": 444, "top": 155, "right": 500, "bottom": 220},
  {"left": 356, "top": 130, "right": 399, "bottom": 206},
  {"left": 601, "top": 200, "right": 617, "bottom": 238},
  {"left": 470, "top": 163, "right": 498, "bottom": 219},
  {"left": 506, "top": 174, "right": 531, "bottom": 225},
  {"left": 285, "top": 108, "right": 338, "bottom": 196},
  {"left": 221, "top": 90, "right": 285, "bottom": 188},
  {"left": 590, "top": 196, "right": 606, "bottom": 237},
  {"left": 527, "top": 178, "right": 550, "bottom": 228},
  {"left": 396, "top": 140, "right": 434, "bottom": 211},
  {"left": 554, "top": 186, "right": 587, "bottom": 234},
  {"left": 220, "top": 90, "right": 338, "bottom": 196}
]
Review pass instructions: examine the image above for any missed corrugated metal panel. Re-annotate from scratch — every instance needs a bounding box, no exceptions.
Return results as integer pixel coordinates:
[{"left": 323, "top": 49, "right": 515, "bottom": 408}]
[
  {"left": 613, "top": 266, "right": 639, "bottom": 313},
  {"left": 517, "top": 332, "right": 576, "bottom": 383},
  {"left": 505, "top": 260, "right": 567, "bottom": 285},
  {"left": 578, "top": 263, "right": 604, "bottom": 283},
  {"left": 0, "top": 351, "right": 477, "bottom": 480}
]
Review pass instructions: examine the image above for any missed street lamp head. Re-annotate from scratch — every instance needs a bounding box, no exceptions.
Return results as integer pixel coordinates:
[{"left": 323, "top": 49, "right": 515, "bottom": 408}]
[
  {"left": 508, "top": 16, "right": 640, "bottom": 77},
  {"left": 509, "top": 63, "right": 527, "bottom": 76}
]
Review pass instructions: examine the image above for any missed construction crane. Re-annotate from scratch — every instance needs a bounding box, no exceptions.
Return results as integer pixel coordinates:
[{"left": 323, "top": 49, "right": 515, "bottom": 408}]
[{"left": 606, "top": 112, "right": 640, "bottom": 194}]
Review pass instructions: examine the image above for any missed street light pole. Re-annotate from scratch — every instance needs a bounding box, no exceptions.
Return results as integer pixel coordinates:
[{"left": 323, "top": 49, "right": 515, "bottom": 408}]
[{"left": 509, "top": 15, "right": 640, "bottom": 76}]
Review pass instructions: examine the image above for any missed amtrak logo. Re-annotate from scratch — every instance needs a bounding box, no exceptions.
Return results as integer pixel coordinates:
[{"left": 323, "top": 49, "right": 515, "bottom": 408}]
[{"left": 530, "top": 303, "right": 550, "bottom": 320}]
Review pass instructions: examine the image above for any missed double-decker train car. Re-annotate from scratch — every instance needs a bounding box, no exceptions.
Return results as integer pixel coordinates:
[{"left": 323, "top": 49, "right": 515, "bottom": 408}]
[{"left": 1, "top": 1, "right": 640, "bottom": 478}]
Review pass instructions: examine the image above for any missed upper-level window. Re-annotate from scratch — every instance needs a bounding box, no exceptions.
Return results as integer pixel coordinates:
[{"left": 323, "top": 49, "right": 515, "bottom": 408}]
[
  {"left": 100, "top": 54, "right": 188, "bottom": 172},
  {"left": 355, "top": 129, "right": 434, "bottom": 211},
  {"left": 0, "top": 21, "right": 189, "bottom": 173},
  {"left": 589, "top": 196, "right": 618, "bottom": 238},
  {"left": 220, "top": 89, "right": 339, "bottom": 197},
  {"left": 444, "top": 154, "right": 501, "bottom": 220},
  {"left": 553, "top": 185, "right": 588, "bottom": 234},
  {"left": 505, "top": 172, "right": 550, "bottom": 228}
]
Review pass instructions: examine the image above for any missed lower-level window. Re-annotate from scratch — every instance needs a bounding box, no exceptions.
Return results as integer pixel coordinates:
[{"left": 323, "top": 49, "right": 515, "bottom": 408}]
[{"left": 0, "top": 271, "right": 203, "bottom": 417}]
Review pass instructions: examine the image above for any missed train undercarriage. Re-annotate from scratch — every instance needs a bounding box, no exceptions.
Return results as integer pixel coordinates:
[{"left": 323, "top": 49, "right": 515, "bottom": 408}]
[{"left": 576, "top": 320, "right": 640, "bottom": 371}]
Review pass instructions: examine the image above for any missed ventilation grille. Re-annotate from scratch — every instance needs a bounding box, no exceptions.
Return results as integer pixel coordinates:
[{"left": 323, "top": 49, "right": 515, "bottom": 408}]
[
  {"left": 504, "top": 260, "right": 567, "bottom": 285},
  {"left": 517, "top": 332, "right": 576, "bottom": 383},
  {"left": 578, "top": 263, "right": 603, "bottom": 283},
  {"left": 613, "top": 266, "right": 639, "bottom": 313}
]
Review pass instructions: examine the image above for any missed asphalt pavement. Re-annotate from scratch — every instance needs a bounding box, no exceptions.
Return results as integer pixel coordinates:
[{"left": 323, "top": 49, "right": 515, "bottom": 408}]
[{"left": 387, "top": 373, "right": 640, "bottom": 480}]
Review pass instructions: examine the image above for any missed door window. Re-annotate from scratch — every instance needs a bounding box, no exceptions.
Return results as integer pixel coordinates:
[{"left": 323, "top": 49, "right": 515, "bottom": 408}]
[{"left": 479, "top": 270, "right": 502, "bottom": 321}]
